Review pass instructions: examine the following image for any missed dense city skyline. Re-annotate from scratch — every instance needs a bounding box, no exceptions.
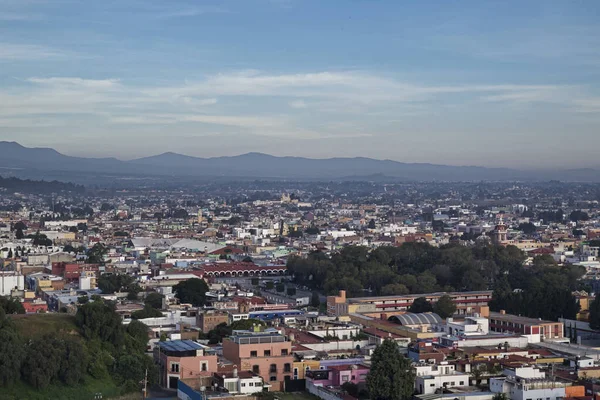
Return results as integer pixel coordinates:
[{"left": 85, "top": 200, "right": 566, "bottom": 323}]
[{"left": 1, "top": 0, "right": 599, "bottom": 168}]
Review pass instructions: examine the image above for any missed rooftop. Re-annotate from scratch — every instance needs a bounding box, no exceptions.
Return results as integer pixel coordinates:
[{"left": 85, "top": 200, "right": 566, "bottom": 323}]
[
  {"left": 158, "top": 339, "right": 202, "bottom": 353},
  {"left": 489, "top": 311, "right": 558, "bottom": 325}
]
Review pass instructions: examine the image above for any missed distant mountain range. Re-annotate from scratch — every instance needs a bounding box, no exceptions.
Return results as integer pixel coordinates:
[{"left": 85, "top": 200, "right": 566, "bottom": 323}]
[{"left": 0, "top": 141, "right": 598, "bottom": 183}]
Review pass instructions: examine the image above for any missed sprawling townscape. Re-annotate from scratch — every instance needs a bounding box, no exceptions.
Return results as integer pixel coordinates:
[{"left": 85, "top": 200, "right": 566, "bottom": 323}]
[{"left": 2, "top": 179, "right": 600, "bottom": 400}]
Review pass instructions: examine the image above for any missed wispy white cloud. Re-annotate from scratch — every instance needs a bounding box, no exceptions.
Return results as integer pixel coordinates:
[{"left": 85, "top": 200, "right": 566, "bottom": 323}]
[
  {"left": 1, "top": 71, "right": 599, "bottom": 143},
  {"left": 26, "top": 77, "right": 120, "bottom": 88},
  {"left": 289, "top": 100, "right": 307, "bottom": 109},
  {"left": 155, "top": 6, "right": 227, "bottom": 19},
  {"left": 0, "top": 43, "right": 73, "bottom": 61}
]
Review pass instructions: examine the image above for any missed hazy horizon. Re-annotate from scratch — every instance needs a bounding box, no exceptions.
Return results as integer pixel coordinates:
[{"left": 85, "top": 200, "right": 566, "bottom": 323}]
[{"left": 1, "top": 0, "right": 599, "bottom": 168}]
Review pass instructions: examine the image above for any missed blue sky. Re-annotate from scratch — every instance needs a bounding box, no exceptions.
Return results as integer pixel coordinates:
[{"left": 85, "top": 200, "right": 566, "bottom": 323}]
[{"left": 1, "top": 0, "right": 599, "bottom": 168}]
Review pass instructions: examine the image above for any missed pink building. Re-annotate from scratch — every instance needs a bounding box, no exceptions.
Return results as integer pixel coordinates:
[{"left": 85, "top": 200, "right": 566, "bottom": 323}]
[
  {"left": 222, "top": 329, "right": 293, "bottom": 391},
  {"left": 155, "top": 340, "right": 218, "bottom": 389},
  {"left": 306, "top": 364, "right": 370, "bottom": 387}
]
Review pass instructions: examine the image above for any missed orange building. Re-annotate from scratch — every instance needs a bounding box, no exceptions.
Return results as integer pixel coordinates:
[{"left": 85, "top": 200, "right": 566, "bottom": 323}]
[
  {"left": 222, "top": 328, "right": 293, "bottom": 391},
  {"left": 155, "top": 340, "right": 218, "bottom": 389}
]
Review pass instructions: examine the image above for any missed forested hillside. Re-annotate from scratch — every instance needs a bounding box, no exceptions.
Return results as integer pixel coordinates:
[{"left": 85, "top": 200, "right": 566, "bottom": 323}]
[{"left": 0, "top": 300, "right": 154, "bottom": 399}]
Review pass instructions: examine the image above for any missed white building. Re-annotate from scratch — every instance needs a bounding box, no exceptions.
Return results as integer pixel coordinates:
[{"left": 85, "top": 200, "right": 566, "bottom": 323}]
[
  {"left": 326, "top": 230, "right": 357, "bottom": 239},
  {"left": 217, "top": 369, "right": 264, "bottom": 394},
  {"left": 490, "top": 366, "right": 570, "bottom": 400},
  {"left": 0, "top": 271, "right": 25, "bottom": 296},
  {"left": 415, "top": 362, "right": 471, "bottom": 395},
  {"left": 440, "top": 315, "right": 489, "bottom": 336}
]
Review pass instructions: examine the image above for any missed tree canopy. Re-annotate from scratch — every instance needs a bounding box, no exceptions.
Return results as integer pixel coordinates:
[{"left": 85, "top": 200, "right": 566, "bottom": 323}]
[
  {"left": 433, "top": 295, "right": 456, "bottom": 319},
  {"left": 367, "top": 339, "right": 415, "bottom": 400},
  {"left": 409, "top": 297, "right": 433, "bottom": 313},
  {"left": 145, "top": 292, "right": 164, "bottom": 309},
  {"left": 287, "top": 243, "right": 527, "bottom": 297},
  {"left": 205, "top": 318, "right": 266, "bottom": 344},
  {"left": 288, "top": 242, "right": 584, "bottom": 322},
  {"left": 173, "top": 278, "right": 209, "bottom": 306},
  {"left": 589, "top": 296, "right": 600, "bottom": 330},
  {"left": 0, "top": 296, "right": 155, "bottom": 394}
]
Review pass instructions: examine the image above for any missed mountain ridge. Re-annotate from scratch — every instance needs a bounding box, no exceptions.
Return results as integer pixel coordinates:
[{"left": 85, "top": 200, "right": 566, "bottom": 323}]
[{"left": 0, "top": 141, "right": 598, "bottom": 183}]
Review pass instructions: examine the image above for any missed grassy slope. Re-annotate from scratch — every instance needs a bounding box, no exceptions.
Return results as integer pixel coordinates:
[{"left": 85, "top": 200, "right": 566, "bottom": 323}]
[
  {"left": 0, "top": 377, "right": 123, "bottom": 400},
  {"left": 2, "top": 313, "right": 125, "bottom": 400},
  {"left": 9, "top": 313, "right": 79, "bottom": 338}
]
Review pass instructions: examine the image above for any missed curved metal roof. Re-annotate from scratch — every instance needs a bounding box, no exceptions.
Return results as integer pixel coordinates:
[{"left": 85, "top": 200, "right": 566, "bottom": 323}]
[{"left": 389, "top": 312, "right": 442, "bottom": 325}]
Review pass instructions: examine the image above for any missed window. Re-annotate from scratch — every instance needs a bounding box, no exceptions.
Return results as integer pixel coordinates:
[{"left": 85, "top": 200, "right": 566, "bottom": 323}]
[
  {"left": 264, "top": 350, "right": 271, "bottom": 356},
  {"left": 241, "top": 383, "right": 246, "bottom": 387},
  {"left": 253, "top": 365, "right": 260, "bottom": 374},
  {"left": 270, "top": 364, "right": 277, "bottom": 373},
  {"left": 251, "top": 351, "right": 257, "bottom": 357},
  {"left": 225, "top": 382, "right": 237, "bottom": 392},
  {"left": 270, "top": 376, "right": 277, "bottom": 382},
  {"left": 430, "top": 384, "right": 436, "bottom": 387},
  {"left": 284, "top": 363, "right": 291, "bottom": 373},
  {"left": 460, "top": 381, "right": 464, "bottom": 385},
  {"left": 255, "top": 382, "right": 262, "bottom": 387},
  {"left": 284, "top": 375, "right": 291, "bottom": 381},
  {"left": 249, "top": 383, "right": 254, "bottom": 387},
  {"left": 201, "top": 362, "right": 207, "bottom": 372},
  {"left": 342, "top": 376, "right": 349, "bottom": 382},
  {"left": 281, "top": 349, "right": 288, "bottom": 356},
  {"left": 170, "top": 363, "right": 180, "bottom": 373}
]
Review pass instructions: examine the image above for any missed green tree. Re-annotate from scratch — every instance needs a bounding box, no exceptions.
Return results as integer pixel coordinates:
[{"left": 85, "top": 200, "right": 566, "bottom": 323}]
[
  {"left": 381, "top": 283, "right": 410, "bottom": 296},
  {"left": 59, "top": 338, "right": 88, "bottom": 386},
  {"left": 173, "top": 278, "right": 209, "bottom": 306},
  {"left": 518, "top": 222, "right": 537, "bottom": 235},
  {"left": 367, "top": 339, "right": 415, "bottom": 400},
  {"left": 206, "top": 319, "right": 265, "bottom": 344},
  {"left": 409, "top": 297, "right": 433, "bottom": 313},
  {"left": 0, "top": 297, "right": 25, "bottom": 314},
  {"left": 342, "top": 382, "right": 359, "bottom": 397},
  {"left": 145, "top": 292, "right": 164, "bottom": 309},
  {"left": 266, "top": 281, "right": 274, "bottom": 290},
  {"left": 22, "top": 337, "right": 61, "bottom": 389},
  {"left": 75, "top": 300, "right": 124, "bottom": 346},
  {"left": 433, "top": 295, "right": 457, "bottom": 319},
  {"left": 13, "top": 221, "right": 27, "bottom": 231},
  {"left": 287, "top": 287, "right": 297, "bottom": 296},
  {"left": 0, "top": 316, "right": 24, "bottom": 386},
  {"left": 570, "top": 210, "right": 589, "bottom": 222},
  {"left": 15, "top": 227, "right": 24, "bottom": 239},
  {"left": 98, "top": 274, "right": 138, "bottom": 294},
  {"left": 276, "top": 283, "right": 285, "bottom": 292},
  {"left": 87, "top": 243, "right": 107, "bottom": 264},
  {"left": 492, "top": 394, "right": 508, "bottom": 400},
  {"left": 126, "top": 320, "right": 149, "bottom": 353},
  {"left": 311, "top": 291, "right": 321, "bottom": 308},
  {"left": 589, "top": 296, "right": 600, "bottom": 330},
  {"left": 131, "top": 305, "right": 163, "bottom": 320}
]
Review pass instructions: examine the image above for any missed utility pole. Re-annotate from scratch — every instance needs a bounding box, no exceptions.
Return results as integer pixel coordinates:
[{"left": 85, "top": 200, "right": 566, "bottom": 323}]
[{"left": 143, "top": 368, "right": 148, "bottom": 399}]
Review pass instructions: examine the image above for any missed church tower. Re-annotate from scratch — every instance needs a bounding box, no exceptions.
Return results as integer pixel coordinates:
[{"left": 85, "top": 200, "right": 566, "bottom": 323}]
[{"left": 493, "top": 216, "right": 508, "bottom": 244}]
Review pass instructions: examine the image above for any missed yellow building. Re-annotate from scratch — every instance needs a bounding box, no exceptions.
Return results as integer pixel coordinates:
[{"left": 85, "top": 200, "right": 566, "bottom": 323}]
[{"left": 293, "top": 360, "right": 320, "bottom": 380}]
